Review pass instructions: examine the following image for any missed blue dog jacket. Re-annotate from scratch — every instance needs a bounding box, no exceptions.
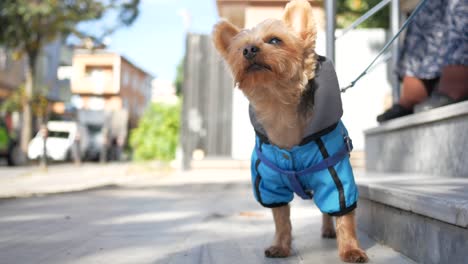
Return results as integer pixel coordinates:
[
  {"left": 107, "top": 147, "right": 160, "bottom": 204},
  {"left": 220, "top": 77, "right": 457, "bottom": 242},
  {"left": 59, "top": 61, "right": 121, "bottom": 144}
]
[
  {"left": 248, "top": 56, "right": 358, "bottom": 216},
  {"left": 251, "top": 121, "right": 358, "bottom": 215}
]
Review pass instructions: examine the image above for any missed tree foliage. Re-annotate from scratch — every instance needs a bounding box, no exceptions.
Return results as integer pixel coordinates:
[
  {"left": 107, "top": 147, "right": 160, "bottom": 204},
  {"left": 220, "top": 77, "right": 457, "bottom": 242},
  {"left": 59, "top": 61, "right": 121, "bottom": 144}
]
[
  {"left": 0, "top": 0, "right": 140, "bottom": 67},
  {"left": 0, "top": 0, "right": 140, "bottom": 156},
  {"left": 0, "top": 87, "right": 24, "bottom": 113},
  {"left": 174, "top": 58, "right": 184, "bottom": 96},
  {"left": 129, "top": 102, "right": 181, "bottom": 161},
  {"left": 337, "top": 0, "right": 390, "bottom": 29}
]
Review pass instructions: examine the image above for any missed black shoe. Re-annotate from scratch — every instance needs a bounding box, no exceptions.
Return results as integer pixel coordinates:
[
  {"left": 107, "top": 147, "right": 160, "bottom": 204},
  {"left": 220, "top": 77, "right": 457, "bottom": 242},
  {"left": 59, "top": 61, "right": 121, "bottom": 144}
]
[
  {"left": 376, "top": 104, "right": 413, "bottom": 123},
  {"left": 414, "top": 92, "right": 460, "bottom": 113}
]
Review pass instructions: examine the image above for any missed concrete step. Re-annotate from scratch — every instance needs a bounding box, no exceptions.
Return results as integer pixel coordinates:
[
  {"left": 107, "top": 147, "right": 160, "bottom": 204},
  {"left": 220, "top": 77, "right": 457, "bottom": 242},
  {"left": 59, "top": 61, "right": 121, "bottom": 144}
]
[
  {"left": 355, "top": 171, "right": 468, "bottom": 264},
  {"left": 365, "top": 101, "right": 468, "bottom": 178}
]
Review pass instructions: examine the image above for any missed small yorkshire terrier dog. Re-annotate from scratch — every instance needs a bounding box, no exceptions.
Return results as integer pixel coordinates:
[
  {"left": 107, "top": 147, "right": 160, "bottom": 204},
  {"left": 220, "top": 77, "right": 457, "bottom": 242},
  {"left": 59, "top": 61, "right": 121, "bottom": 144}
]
[{"left": 212, "top": 0, "right": 368, "bottom": 262}]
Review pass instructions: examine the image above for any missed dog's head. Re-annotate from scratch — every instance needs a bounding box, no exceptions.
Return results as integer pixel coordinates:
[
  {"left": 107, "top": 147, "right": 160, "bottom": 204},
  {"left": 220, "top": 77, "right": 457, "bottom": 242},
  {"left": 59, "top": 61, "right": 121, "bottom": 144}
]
[{"left": 212, "top": 0, "right": 317, "bottom": 93}]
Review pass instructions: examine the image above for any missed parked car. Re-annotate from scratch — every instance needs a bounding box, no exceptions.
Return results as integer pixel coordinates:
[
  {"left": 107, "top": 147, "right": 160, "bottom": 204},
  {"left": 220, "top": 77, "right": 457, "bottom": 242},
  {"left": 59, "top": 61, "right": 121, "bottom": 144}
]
[
  {"left": 0, "top": 117, "right": 21, "bottom": 166},
  {"left": 27, "top": 121, "right": 89, "bottom": 162}
]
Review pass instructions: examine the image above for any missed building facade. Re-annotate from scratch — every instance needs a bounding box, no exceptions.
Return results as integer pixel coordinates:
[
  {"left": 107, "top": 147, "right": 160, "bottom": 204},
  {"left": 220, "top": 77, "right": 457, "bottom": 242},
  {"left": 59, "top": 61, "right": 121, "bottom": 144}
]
[
  {"left": 151, "top": 79, "right": 178, "bottom": 105},
  {"left": 71, "top": 50, "right": 153, "bottom": 128},
  {"left": 0, "top": 39, "right": 67, "bottom": 106},
  {"left": 216, "top": 0, "right": 325, "bottom": 29},
  {"left": 0, "top": 47, "right": 26, "bottom": 103}
]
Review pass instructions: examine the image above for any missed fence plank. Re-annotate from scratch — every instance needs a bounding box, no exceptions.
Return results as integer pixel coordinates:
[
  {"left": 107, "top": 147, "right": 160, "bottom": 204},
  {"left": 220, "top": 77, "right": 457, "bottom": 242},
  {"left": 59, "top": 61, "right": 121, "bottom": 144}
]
[{"left": 181, "top": 34, "right": 234, "bottom": 169}]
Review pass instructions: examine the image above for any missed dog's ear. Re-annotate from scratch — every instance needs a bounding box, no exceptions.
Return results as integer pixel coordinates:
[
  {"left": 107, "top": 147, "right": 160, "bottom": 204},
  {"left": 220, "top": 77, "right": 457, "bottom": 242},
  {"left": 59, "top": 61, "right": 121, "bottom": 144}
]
[
  {"left": 212, "top": 20, "right": 240, "bottom": 59},
  {"left": 282, "top": 0, "right": 316, "bottom": 39},
  {"left": 283, "top": 0, "right": 317, "bottom": 81}
]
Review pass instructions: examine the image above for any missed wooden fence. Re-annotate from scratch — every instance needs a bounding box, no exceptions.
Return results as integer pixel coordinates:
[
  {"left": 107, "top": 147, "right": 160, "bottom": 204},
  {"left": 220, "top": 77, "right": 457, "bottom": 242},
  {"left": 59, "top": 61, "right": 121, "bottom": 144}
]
[{"left": 181, "top": 33, "right": 233, "bottom": 169}]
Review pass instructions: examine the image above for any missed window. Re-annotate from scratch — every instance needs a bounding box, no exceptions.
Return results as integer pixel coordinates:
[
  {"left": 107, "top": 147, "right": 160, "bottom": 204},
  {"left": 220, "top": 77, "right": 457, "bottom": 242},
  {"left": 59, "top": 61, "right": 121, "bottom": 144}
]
[
  {"left": 123, "top": 98, "right": 129, "bottom": 109},
  {"left": 85, "top": 65, "right": 112, "bottom": 77},
  {"left": 123, "top": 70, "right": 129, "bottom": 86},
  {"left": 71, "top": 95, "right": 83, "bottom": 109},
  {"left": 57, "top": 66, "right": 72, "bottom": 81},
  {"left": 132, "top": 75, "right": 138, "bottom": 90},
  {"left": 48, "top": 131, "right": 70, "bottom": 139},
  {"left": 85, "top": 65, "right": 112, "bottom": 94},
  {"left": 88, "top": 97, "right": 105, "bottom": 110}
]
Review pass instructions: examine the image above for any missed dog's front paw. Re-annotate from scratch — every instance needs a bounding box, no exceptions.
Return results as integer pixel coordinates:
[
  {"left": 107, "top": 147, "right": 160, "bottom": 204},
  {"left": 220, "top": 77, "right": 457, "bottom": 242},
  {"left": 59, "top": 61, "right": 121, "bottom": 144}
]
[
  {"left": 340, "top": 248, "right": 369, "bottom": 263},
  {"left": 321, "top": 227, "right": 336, "bottom": 239},
  {"left": 264, "top": 245, "right": 291, "bottom": 258}
]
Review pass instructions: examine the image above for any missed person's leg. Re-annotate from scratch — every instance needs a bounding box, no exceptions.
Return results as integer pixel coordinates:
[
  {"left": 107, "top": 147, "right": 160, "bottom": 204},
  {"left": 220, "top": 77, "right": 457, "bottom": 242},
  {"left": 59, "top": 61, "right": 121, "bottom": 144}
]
[
  {"left": 414, "top": 0, "right": 468, "bottom": 112},
  {"left": 414, "top": 66, "right": 468, "bottom": 112},
  {"left": 439, "top": 0, "right": 467, "bottom": 100},
  {"left": 399, "top": 76, "right": 431, "bottom": 108},
  {"left": 377, "top": 76, "right": 433, "bottom": 122},
  {"left": 438, "top": 65, "right": 468, "bottom": 100}
]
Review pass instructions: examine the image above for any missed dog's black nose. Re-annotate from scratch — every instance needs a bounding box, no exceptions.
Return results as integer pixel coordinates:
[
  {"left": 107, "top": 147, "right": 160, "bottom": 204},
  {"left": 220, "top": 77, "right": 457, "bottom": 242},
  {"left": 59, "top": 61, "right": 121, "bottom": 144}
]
[{"left": 243, "top": 45, "right": 259, "bottom": 60}]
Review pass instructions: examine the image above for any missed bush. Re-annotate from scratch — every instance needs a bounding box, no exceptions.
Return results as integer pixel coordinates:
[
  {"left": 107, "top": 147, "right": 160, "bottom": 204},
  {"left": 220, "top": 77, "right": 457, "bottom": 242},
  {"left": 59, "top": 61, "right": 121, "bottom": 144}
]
[
  {"left": 337, "top": 0, "right": 390, "bottom": 29},
  {"left": 129, "top": 101, "right": 180, "bottom": 161}
]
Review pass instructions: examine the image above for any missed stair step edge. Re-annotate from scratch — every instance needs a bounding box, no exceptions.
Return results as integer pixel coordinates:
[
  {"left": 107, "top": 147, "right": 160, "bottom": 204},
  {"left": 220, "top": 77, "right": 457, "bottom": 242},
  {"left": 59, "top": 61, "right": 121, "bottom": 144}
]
[{"left": 357, "top": 180, "right": 468, "bottom": 228}]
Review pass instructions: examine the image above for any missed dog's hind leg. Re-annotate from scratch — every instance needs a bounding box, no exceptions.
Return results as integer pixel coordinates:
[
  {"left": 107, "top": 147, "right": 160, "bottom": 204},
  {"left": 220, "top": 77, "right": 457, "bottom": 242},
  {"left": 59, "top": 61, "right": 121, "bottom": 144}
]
[
  {"left": 321, "top": 213, "right": 336, "bottom": 238},
  {"left": 336, "top": 211, "right": 369, "bottom": 263},
  {"left": 264, "top": 205, "right": 292, "bottom": 258}
]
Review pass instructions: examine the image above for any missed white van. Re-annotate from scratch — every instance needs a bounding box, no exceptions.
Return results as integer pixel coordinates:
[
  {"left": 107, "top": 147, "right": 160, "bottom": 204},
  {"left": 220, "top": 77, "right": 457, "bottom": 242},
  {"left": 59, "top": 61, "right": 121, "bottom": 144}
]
[{"left": 28, "top": 121, "right": 89, "bottom": 161}]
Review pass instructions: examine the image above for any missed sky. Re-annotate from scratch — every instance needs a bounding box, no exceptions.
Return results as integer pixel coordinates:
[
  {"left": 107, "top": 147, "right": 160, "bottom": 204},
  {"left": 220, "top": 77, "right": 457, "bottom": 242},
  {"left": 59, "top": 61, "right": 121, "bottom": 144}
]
[{"left": 105, "top": 0, "right": 219, "bottom": 82}]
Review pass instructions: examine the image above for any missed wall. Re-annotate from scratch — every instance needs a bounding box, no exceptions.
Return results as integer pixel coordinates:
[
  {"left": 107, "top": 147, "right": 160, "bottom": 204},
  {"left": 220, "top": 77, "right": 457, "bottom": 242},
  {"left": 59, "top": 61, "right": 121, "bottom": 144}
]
[
  {"left": 71, "top": 53, "right": 120, "bottom": 95},
  {"left": 244, "top": 5, "right": 325, "bottom": 29},
  {"left": 332, "top": 29, "right": 392, "bottom": 151},
  {"left": 119, "top": 58, "right": 152, "bottom": 127},
  {"left": 217, "top": 0, "right": 324, "bottom": 29}
]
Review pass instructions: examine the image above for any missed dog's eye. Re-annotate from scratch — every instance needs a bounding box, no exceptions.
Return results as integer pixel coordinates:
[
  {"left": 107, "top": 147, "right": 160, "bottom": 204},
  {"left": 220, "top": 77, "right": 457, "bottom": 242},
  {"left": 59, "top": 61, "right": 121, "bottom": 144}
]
[{"left": 267, "top": 37, "right": 282, "bottom": 45}]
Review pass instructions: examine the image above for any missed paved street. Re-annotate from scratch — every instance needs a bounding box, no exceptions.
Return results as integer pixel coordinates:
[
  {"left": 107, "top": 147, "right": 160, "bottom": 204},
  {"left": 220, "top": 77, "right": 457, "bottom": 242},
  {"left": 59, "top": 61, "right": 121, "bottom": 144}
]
[{"left": 0, "top": 164, "right": 414, "bottom": 263}]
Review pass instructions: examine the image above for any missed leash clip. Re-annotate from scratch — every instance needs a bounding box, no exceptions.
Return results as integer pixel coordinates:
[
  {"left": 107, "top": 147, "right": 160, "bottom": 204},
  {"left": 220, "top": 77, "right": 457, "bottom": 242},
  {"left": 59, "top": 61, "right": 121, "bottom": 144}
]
[{"left": 344, "top": 136, "right": 353, "bottom": 153}]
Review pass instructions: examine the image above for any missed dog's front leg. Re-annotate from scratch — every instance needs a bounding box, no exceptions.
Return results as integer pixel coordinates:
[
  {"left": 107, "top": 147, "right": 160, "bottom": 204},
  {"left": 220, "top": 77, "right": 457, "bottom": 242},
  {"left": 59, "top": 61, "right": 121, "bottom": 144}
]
[
  {"left": 322, "top": 213, "right": 336, "bottom": 238},
  {"left": 336, "top": 211, "right": 368, "bottom": 263},
  {"left": 264, "top": 205, "right": 292, "bottom": 258}
]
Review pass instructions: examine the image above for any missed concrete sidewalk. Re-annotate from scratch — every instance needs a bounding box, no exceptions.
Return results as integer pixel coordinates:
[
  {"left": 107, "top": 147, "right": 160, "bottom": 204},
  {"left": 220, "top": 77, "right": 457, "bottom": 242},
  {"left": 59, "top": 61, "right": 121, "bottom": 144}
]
[
  {"left": 0, "top": 162, "right": 170, "bottom": 198},
  {"left": 0, "top": 165, "right": 414, "bottom": 264}
]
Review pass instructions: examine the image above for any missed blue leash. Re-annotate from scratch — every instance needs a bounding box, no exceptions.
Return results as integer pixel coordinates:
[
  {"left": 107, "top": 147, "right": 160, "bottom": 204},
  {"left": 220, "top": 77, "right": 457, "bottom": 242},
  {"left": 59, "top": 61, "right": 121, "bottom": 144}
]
[{"left": 340, "top": 0, "right": 430, "bottom": 93}]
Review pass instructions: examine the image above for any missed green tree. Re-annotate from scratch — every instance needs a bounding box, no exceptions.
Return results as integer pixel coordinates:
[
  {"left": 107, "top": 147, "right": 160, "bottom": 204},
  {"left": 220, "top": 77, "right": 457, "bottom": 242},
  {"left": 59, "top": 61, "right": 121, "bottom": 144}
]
[
  {"left": 174, "top": 58, "right": 184, "bottom": 96},
  {"left": 0, "top": 0, "right": 140, "bottom": 160},
  {"left": 337, "top": 0, "right": 390, "bottom": 29},
  {"left": 130, "top": 102, "right": 181, "bottom": 161}
]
